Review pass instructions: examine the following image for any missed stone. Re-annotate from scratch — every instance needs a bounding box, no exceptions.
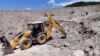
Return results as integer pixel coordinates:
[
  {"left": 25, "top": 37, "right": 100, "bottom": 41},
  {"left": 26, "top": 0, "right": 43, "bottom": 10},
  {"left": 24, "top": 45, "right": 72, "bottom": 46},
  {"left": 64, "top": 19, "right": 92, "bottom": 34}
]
[{"left": 73, "top": 50, "right": 84, "bottom": 56}]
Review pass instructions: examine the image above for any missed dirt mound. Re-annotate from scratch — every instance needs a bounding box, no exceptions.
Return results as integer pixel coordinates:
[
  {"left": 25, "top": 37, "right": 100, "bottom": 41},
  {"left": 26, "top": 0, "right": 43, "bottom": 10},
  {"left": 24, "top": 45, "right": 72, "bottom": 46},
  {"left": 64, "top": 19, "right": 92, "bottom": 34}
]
[{"left": 6, "top": 45, "right": 62, "bottom": 56}]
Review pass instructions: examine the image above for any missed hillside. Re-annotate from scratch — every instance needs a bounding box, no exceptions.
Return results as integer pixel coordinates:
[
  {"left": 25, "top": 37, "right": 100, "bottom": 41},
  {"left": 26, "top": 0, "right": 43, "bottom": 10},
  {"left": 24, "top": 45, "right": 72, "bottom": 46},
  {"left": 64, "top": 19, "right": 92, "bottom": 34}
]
[{"left": 65, "top": 1, "right": 100, "bottom": 7}]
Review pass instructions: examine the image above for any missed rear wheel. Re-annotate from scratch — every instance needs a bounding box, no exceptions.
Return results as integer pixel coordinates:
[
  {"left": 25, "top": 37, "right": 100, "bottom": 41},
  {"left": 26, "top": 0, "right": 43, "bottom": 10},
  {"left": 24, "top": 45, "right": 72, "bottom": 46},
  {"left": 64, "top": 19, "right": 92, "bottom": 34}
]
[
  {"left": 19, "top": 38, "right": 32, "bottom": 50},
  {"left": 37, "top": 34, "right": 47, "bottom": 44}
]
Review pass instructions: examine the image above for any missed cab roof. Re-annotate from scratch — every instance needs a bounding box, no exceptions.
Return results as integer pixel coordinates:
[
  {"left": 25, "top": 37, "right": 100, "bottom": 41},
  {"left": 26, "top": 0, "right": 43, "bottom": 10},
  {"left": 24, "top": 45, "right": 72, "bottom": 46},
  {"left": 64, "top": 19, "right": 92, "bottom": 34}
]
[{"left": 28, "top": 21, "right": 44, "bottom": 24}]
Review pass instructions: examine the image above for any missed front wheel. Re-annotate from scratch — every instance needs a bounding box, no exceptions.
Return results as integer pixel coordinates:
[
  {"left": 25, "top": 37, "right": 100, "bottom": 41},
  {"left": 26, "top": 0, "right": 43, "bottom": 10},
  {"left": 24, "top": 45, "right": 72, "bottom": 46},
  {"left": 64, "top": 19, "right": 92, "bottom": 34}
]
[{"left": 19, "top": 38, "right": 32, "bottom": 50}]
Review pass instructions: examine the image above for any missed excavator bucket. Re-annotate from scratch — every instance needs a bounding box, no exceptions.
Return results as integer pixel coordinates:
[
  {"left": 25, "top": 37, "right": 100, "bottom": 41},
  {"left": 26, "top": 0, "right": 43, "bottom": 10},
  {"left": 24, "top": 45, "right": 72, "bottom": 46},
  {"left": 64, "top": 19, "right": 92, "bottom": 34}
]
[
  {"left": 0, "top": 36, "right": 14, "bottom": 55},
  {"left": 0, "top": 36, "right": 10, "bottom": 47}
]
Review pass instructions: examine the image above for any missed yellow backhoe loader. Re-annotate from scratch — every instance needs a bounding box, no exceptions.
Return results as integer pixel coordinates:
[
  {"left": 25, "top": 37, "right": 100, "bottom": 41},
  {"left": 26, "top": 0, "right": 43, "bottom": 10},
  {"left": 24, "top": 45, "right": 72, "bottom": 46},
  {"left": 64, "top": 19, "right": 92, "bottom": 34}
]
[{"left": 1, "top": 16, "right": 66, "bottom": 50}]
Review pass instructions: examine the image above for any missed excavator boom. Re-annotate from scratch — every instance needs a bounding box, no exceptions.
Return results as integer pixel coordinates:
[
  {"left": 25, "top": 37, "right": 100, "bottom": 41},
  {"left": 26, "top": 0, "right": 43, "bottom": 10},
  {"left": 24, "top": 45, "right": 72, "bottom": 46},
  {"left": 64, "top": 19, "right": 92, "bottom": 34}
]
[{"left": 46, "top": 16, "right": 67, "bottom": 39}]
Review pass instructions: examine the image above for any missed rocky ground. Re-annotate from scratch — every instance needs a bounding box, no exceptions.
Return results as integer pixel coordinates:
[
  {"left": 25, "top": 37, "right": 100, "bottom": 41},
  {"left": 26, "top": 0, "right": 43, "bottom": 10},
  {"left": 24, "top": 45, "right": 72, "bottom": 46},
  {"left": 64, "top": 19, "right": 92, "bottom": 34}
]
[{"left": 0, "top": 5, "right": 100, "bottom": 56}]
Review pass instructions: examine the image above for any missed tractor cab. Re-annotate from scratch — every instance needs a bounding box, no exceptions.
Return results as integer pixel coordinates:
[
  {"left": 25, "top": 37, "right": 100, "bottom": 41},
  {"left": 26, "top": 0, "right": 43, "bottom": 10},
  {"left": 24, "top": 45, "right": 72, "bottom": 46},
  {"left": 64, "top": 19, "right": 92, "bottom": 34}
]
[{"left": 27, "top": 21, "right": 44, "bottom": 37}]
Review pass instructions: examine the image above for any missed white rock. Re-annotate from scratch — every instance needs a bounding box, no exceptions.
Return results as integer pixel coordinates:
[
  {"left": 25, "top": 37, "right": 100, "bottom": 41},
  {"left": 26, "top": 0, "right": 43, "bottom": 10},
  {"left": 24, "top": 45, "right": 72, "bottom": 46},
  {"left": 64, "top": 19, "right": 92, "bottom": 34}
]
[
  {"left": 94, "top": 49, "right": 100, "bottom": 56},
  {"left": 73, "top": 50, "right": 84, "bottom": 56}
]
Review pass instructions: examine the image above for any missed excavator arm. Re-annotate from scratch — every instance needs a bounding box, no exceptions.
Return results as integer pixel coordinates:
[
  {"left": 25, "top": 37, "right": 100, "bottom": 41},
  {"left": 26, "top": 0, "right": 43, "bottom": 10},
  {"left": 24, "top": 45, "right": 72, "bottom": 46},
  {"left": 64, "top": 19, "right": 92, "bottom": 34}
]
[{"left": 46, "top": 16, "right": 67, "bottom": 39}]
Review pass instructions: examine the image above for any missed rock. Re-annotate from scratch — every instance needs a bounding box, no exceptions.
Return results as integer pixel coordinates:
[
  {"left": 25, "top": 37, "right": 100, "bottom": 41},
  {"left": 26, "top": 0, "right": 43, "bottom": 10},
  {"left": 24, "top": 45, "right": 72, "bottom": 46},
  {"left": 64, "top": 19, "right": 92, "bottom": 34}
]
[
  {"left": 0, "top": 31, "right": 4, "bottom": 38},
  {"left": 89, "top": 50, "right": 94, "bottom": 56},
  {"left": 73, "top": 50, "right": 84, "bottom": 56},
  {"left": 0, "top": 43, "right": 5, "bottom": 56},
  {"left": 83, "top": 39, "right": 94, "bottom": 46},
  {"left": 94, "top": 49, "right": 100, "bottom": 56},
  {"left": 64, "top": 42, "right": 72, "bottom": 47}
]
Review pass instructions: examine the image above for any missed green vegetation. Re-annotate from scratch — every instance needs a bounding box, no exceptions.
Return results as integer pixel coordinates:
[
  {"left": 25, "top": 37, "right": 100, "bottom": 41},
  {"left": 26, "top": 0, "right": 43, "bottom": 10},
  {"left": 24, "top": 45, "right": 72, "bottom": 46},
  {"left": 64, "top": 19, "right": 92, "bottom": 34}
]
[{"left": 64, "top": 1, "right": 100, "bottom": 7}]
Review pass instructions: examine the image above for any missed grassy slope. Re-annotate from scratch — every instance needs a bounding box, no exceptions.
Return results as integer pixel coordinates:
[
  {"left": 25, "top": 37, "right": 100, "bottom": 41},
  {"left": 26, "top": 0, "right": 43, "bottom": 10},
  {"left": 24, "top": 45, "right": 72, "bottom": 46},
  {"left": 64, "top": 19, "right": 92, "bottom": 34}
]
[{"left": 64, "top": 1, "right": 100, "bottom": 7}]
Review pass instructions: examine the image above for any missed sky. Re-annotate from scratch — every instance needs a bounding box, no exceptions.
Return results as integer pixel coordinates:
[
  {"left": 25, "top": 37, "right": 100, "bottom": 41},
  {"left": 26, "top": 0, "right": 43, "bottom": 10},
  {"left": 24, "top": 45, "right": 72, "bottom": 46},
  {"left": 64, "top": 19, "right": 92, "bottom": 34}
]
[{"left": 0, "top": 0, "right": 100, "bottom": 10}]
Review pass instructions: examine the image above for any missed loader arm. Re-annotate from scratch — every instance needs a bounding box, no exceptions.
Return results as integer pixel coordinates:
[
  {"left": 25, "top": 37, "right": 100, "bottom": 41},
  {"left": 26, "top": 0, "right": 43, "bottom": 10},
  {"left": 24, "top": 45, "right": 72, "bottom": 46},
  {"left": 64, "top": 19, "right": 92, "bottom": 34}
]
[
  {"left": 46, "top": 16, "right": 66, "bottom": 39},
  {"left": 9, "top": 30, "right": 32, "bottom": 49}
]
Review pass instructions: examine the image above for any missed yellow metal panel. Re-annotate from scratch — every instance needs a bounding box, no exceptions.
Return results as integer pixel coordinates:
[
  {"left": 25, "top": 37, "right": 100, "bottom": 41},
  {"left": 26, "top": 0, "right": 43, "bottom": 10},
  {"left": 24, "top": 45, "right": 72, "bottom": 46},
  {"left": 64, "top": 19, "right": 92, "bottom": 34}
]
[
  {"left": 9, "top": 30, "right": 32, "bottom": 49},
  {"left": 46, "top": 24, "right": 52, "bottom": 39}
]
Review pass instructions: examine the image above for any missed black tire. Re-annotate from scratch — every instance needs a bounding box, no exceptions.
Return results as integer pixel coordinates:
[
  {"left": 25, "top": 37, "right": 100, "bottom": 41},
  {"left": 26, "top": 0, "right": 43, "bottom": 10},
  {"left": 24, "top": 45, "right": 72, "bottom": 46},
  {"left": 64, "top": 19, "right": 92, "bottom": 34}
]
[
  {"left": 37, "top": 34, "right": 47, "bottom": 44},
  {"left": 19, "top": 38, "right": 32, "bottom": 50}
]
